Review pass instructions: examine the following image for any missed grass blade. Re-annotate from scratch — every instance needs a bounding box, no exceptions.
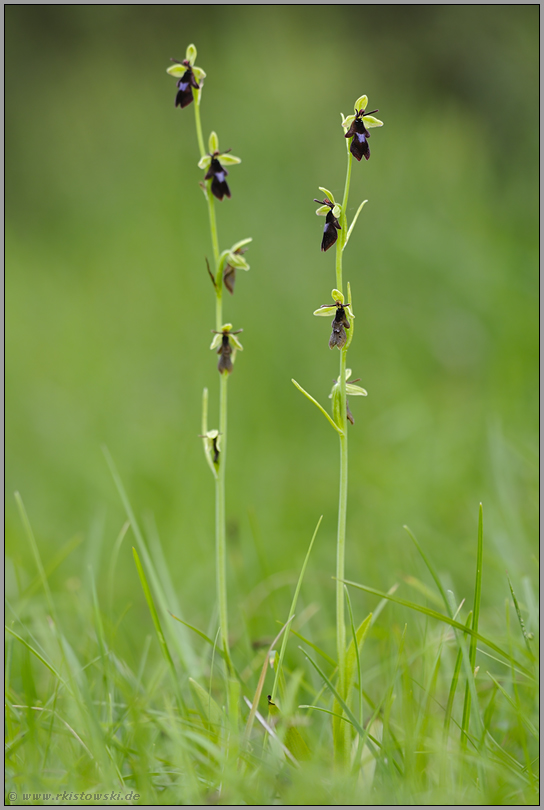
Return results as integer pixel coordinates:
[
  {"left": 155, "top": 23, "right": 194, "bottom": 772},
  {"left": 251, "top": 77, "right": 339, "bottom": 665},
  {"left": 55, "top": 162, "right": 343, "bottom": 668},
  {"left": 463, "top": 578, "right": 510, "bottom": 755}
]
[
  {"left": 339, "top": 578, "right": 532, "bottom": 677},
  {"left": 132, "top": 546, "right": 187, "bottom": 714},
  {"left": 403, "top": 525, "right": 450, "bottom": 614},
  {"left": 460, "top": 503, "right": 484, "bottom": 747},
  {"left": 103, "top": 446, "right": 196, "bottom": 671},
  {"left": 270, "top": 515, "right": 322, "bottom": 702},
  {"left": 242, "top": 617, "right": 293, "bottom": 746}
]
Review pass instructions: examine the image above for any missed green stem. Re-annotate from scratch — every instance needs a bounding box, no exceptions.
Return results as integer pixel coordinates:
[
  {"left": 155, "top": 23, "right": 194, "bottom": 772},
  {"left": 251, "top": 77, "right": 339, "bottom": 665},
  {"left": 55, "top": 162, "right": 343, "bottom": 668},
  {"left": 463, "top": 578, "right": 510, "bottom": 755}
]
[
  {"left": 332, "top": 143, "right": 353, "bottom": 763},
  {"left": 336, "top": 146, "right": 353, "bottom": 291},
  {"left": 336, "top": 349, "right": 348, "bottom": 682},
  {"left": 193, "top": 95, "right": 206, "bottom": 159},
  {"left": 208, "top": 190, "right": 221, "bottom": 275},
  {"left": 216, "top": 371, "right": 232, "bottom": 671},
  {"left": 193, "top": 85, "right": 231, "bottom": 672}
]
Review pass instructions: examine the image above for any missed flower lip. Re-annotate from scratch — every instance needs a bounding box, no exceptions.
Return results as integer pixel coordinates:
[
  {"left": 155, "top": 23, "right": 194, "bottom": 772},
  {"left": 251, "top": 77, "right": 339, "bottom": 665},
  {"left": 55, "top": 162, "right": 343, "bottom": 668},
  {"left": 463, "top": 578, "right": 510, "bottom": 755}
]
[{"left": 314, "top": 198, "right": 342, "bottom": 251}]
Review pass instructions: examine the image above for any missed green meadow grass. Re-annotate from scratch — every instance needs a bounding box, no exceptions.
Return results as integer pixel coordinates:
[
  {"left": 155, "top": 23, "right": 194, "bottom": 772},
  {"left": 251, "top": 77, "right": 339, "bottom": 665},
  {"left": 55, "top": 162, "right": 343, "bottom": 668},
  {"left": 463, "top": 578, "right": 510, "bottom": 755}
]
[{"left": 6, "top": 6, "right": 538, "bottom": 805}]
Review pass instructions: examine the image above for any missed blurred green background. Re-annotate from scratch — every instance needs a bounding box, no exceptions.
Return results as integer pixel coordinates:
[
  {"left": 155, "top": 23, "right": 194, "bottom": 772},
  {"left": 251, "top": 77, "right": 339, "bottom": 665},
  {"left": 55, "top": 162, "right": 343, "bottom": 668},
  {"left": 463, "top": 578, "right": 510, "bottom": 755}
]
[{"left": 6, "top": 6, "right": 538, "bottom": 651}]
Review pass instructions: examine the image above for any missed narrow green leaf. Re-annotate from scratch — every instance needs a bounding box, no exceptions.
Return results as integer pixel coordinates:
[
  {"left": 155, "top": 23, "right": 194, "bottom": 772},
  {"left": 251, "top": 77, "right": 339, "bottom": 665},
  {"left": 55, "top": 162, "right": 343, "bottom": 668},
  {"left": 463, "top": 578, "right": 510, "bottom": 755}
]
[
  {"left": 343, "top": 200, "right": 367, "bottom": 251},
  {"left": 291, "top": 379, "right": 344, "bottom": 436}
]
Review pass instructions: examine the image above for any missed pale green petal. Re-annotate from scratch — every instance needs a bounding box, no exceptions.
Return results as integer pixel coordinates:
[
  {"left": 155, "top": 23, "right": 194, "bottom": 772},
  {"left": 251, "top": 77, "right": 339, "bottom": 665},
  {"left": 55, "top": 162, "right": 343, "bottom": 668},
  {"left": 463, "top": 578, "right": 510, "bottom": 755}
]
[
  {"left": 315, "top": 205, "right": 330, "bottom": 216},
  {"left": 167, "top": 65, "right": 186, "bottom": 78},
  {"left": 230, "top": 237, "right": 252, "bottom": 252},
  {"left": 318, "top": 186, "right": 335, "bottom": 203},
  {"left": 198, "top": 155, "right": 211, "bottom": 170},
  {"left": 313, "top": 306, "right": 336, "bottom": 317},
  {"left": 331, "top": 289, "right": 344, "bottom": 303},
  {"left": 220, "top": 154, "right": 242, "bottom": 165},
  {"left": 210, "top": 334, "right": 222, "bottom": 350},
  {"left": 363, "top": 115, "right": 383, "bottom": 128},
  {"left": 208, "top": 131, "right": 219, "bottom": 153},
  {"left": 186, "top": 43, "right": 197, "bottom": 65},
  {"left": 354, "top": 94, "right": 368, "bottom": 112}
]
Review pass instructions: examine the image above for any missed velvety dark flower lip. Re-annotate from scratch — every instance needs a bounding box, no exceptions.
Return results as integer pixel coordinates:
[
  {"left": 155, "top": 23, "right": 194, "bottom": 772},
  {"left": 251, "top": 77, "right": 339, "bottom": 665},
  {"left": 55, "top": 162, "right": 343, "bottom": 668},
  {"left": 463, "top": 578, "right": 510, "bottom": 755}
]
[
  {"left": 210, "top": 324, "right": 244, "bottom": 374},
  {"left": 174, "top": 61, "right": 200, "bottom": 109},
  {"left": 341, "top": 95, "right": 383, "bottom": 162},
  {"left": 166, "top": 44, "right": 206, "bottom": 109},
  {"left": 198, "top": 133, "right": 242, "bottom": 201},
  {"left": 206, "top": 156, "right": 231, "bottom": 200},
  {"left": 314, "top": 289, "right": 355, "bottom": 351},
  {"left": 314, "top": 197, "right": 342, "bottom": 252}
]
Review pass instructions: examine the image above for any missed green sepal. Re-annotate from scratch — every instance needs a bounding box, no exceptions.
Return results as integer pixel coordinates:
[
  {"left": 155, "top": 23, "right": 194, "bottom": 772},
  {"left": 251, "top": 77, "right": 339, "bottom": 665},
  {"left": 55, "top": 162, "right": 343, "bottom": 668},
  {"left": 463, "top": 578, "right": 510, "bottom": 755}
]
[
  {"left": 315, "top": 205, "right": 330, "bottom": 216},
  {"left": 210, "top": 334, "right": 222, "bottom": 350},
  {"left": 318, "top": 186, "right": 335, "bottom": 203},
  {"left": 332, "top": 204, "right": 342, "bottom": 219},
  {"left": 331, "top": 288, "right": 344, "bottom": 303},
  {"left": 354, "top": 94, "right": 368, "bottom": 112},
  {"left": 167, "top": 65, "right": 186, "bottom": 78},
  {"left": 313, "top": 306, "right": 336, "bottom": 317},
  {"left": 185, "top": 43, "right": 197, "bottom": 65},
  {"left": 346, "top": 383, "right": 367, "bottom": 397},
  {"left": 363, "top": 115, "right": 383, "bottom": 128},
  {"left": 219, "top": 154, "right": 242, "bottom": 165},
  {"left": 341, "top": 113, "right": 356, "bottom": 130},
  {"left": 230, "top": 237, "right": 252, "bottom": 252},
  {"left": 230, "top": 334, "right": 244, "bottom": 351},
  {"left": 208, "top": 131, "right": 219, "bottom": 153},
  {"left": 192, "top": 66, "right": 206, "bottom": 84},
  {"left": 198, "top": 155, "right": 212, "bottom": 170}
]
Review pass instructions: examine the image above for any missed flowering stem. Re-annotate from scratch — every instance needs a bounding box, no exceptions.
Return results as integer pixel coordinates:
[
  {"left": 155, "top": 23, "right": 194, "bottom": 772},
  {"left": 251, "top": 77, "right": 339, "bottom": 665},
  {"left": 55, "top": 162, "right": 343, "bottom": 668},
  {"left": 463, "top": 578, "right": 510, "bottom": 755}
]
[
  {"left": 193, "top": 85, "right": 231, "bottom": 673},
  {"left": 207, "top": 191, "right": 221, "bottom": 276},
  {"left": 336, "top": 148, "right": 353, "bottom": 291},
  {"left": 193, "top": 95, "right": 206, "bottom": 160},
  {"left": 217, "top": 371, "right": 232, "bottom": 670},
  {"left": 332, "top": 143, "right": 353, "bottom": 761}
]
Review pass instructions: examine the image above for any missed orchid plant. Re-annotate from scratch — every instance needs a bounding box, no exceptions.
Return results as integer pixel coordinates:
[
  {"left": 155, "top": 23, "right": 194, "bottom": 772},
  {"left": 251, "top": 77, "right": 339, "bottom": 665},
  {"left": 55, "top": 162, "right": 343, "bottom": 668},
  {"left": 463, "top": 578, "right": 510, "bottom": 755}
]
[
  {"left": 167, "top": 44, "right": 252, "bottom": 673},
  {"left": 293, "top": 93, "right": 383, "bottom": 762}
]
